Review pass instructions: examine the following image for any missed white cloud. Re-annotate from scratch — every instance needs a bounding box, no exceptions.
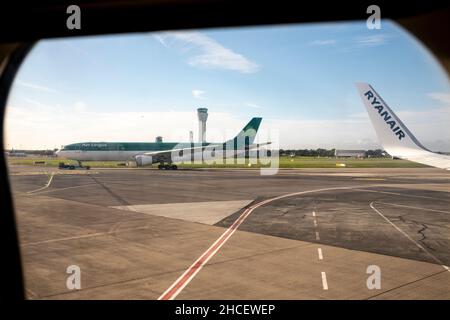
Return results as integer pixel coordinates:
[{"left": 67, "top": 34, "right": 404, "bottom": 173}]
[
  {"left": 73, "top": 101, "right": 88, "bottom": 112},
  {"left": 355, "top": 34, "right": 391, "bottom": 47},
  {"left": 192, "top": 89, "right": 205, "bottom": 99},
  {"left": 4, "top": 101, "right": 450, "bottom": 152},
  {"left": 244, "top": 102, "right": 263, "bottom": 109},
  {"left": 15, "top": 80, "right": 59, "bottom": 93},
  {"left": 309, "top": 39, "right": 337, "bottom": 46},
  {"left": 153, "top": 34, "right": 168, "bottom": 47},
  {"left": 262, "top": 105, "right": 450, "bottom": 151},
  {"left": 4, "top": 102, "right": 251, "bottom": 149},
  {"left": 154, "top": 31, "right": 259, "bottom": 73},
  {"left": 429, "top": 92, "right": 450, "bottom": 105},
  {"left": 348, "top": 112, "right": 368, "bottom": 119},
  {"left": 262, "top": 117, "right": 380, "bottom": 150}
]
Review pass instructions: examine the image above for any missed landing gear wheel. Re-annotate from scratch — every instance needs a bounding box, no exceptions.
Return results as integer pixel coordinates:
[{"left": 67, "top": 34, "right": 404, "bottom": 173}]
[{"left": 164, "top": 164, "right": 171, "bottom": 170}]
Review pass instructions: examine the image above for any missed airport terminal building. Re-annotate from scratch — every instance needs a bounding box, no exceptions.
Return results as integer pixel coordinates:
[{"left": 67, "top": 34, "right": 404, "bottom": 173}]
[{"left": 334, "top": 149, "right": 366, "bottom": 158}]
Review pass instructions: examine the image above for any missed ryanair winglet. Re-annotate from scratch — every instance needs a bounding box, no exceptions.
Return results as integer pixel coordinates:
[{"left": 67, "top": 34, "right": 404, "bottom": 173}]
[{"left": 355, "top": 82, "right": 430, "bottom": 157}]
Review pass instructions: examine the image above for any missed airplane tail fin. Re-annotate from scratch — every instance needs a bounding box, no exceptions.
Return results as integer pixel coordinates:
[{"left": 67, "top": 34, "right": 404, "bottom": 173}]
[
  {"left": 355, "top": 82, "right": 430, "bottom": 157},
  {"left": 226, "top": 117, "right": 262, "bottom": 148}
]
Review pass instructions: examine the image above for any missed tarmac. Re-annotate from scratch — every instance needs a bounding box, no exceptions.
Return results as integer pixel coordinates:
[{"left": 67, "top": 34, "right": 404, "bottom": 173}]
[{"left": 7, "top": 165, "right": 450, "bottom": 299}]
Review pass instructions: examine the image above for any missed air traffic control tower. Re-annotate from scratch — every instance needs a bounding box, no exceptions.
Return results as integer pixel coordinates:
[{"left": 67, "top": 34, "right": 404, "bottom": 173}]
[{"left": 197, "top": 107, "right": 208, "bottom": 143}]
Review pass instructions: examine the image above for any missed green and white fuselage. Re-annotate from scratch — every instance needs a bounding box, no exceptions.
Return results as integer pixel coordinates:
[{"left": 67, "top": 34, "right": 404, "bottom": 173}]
[
  {"left": 57, "top": 142, "right": 210, "bottom": 162},
  {"left": 56, "top": 117, "right": 264, "bottom": 167}
]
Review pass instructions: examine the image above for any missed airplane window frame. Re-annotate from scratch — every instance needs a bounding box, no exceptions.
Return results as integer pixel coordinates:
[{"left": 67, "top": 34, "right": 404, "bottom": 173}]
[{"left": 0, "top": 0, "right": 449, "bottom": 304}]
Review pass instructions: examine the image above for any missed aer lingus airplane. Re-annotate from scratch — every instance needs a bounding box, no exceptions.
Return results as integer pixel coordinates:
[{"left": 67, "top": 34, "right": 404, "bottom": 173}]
[
  {"left": 56, "top": 117, "right": 267, "bottom": 170},
  {"left": 356, "top": 83, "right": 450, "bottom": 170}
]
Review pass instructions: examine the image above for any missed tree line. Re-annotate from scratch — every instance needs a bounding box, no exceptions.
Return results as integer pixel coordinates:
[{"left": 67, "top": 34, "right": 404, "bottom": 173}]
[{"left": 279, "top": 149, "right": 389, "bottom": 158}]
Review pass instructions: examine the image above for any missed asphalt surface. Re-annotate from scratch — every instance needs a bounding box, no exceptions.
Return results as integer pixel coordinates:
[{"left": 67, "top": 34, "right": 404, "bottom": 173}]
[
  {"left": 7, "top": 165, "right": 450, "bottom": 299},
  {"left": 217, "top": 186, "right": 450, "bottom": 266}
]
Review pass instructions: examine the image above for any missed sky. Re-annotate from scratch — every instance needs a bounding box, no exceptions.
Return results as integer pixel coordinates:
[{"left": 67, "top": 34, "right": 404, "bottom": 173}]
[{"left": 4, "top": 20, "right": 450, "bottom": 151}]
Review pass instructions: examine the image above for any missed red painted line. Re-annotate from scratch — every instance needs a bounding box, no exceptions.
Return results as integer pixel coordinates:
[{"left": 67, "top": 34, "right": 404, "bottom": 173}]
[
  {"left": 158, "top": 185, "right": 367, "bottom": 300},
  {"left": 158, "top": 207, "right": 252, "bottom": 300}
]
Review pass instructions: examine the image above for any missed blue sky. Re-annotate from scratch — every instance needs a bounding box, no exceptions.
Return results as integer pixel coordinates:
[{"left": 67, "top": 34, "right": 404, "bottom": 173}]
[{"left": 5, "top": 20, "right": 450, "bottom": 150}]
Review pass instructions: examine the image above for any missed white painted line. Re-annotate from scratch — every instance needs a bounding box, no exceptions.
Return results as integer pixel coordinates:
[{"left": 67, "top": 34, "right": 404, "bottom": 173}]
[
  {"left": 374, "top": 201, "right": 450, "bottom": 214},
  {"left": 315, "top": 231, "right": 320, "bottom": 241},
  {"left": 159, "top": 184, "right": 375, "bottom": 300},
  {"left": 312, "top": 211, "right": 316, "bottom": 217},
  {"left": 27, "top": 173, "right": 54, "bottom": 194},
  {"left": 370, "top": 202, "right": 449, "bottom": 273},
  {"left": 321, "top": 272, "right": 328, "bottom": 290},
  {"left": 313, "top": 219, "right": 318, "bottom": 227},
  {"left": 318, "top": 248, "right": 323, "bottom": 260},
  {"left": 21, "top": 226, "right": 149, "bottom": 246},
  {"left": 355, "top": 188, "right": 448, "bottom": 202}
]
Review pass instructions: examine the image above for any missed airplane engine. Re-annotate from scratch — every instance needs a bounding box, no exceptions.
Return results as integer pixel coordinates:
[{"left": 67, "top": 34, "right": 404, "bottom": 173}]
[{"left": 135, "top": 155, "right": 153, "bottom": 167}]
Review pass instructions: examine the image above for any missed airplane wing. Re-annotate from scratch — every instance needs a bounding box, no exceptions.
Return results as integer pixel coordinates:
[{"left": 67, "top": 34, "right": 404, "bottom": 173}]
[
  {"left": 134, "top": 117, "right": 269, "bottom": 165},
  {"left": 139, "top": 144, "right": 219, "bottom": 162},
  {"left": 355, "top": 82, "right": 450, "bottom": 170},
  {"left": 138, "top": 142, "right": 269, "bottom": 161}
]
